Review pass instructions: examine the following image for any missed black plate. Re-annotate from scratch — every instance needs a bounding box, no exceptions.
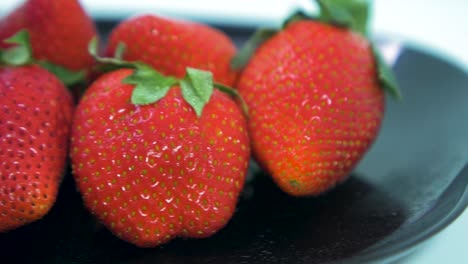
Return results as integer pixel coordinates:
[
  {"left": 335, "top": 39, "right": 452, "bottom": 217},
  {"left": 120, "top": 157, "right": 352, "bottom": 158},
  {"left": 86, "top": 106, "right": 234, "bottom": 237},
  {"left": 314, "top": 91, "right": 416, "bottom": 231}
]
[{"left": 0, "top": 24, "right": 467, "bottom": 264}]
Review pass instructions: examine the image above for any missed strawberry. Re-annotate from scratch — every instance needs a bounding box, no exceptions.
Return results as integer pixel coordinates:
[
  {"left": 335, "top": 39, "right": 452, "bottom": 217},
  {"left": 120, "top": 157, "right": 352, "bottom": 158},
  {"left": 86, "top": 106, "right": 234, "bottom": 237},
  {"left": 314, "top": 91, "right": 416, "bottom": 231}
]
[
  {"left": 234, "top": 0, "right": 400, "bottom": 196},
  {"left": 0, "top": 34, "right": 74, "bottom": 232},
  {"left": 70, "top": 48, "right": 250, "bottom": 247},
  {"left": 104, "top": 14, "right": 238, "bottom": 86},
  {"left": 0, "top": 0, "right": 97, "bottom": 83}
]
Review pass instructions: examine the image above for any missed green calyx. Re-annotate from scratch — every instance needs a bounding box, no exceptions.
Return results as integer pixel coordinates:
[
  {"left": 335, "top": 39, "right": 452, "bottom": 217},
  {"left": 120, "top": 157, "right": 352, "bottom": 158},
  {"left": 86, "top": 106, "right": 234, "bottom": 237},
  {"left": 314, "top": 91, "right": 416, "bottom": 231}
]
[
  {"left": 89, "top": 38, "right": 248, "bottom": 118},
  {"left": 0, "top": 30, "right": 32, "bottom": 66},
  {"left": 0, "top": 30, "right": 86, "bottom": 86},
  {"left": 316, "top": 0, "right": 401, "bottom": 99},
  {"left": 232, "top": 0, "right": 401, "bottom": 100},
  {"left": 372, "top": 44, "right": 402, "bottom": 100},
  {"left": 316, "top": 0, "right": 370, "bottom": 36}
]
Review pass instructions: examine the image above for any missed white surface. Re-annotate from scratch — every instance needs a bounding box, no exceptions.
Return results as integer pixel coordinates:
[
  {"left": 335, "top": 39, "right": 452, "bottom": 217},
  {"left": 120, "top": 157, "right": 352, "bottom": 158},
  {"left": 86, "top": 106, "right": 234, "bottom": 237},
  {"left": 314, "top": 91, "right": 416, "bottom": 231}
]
[
  {"left": 0, "top": 1, "right": 467, "bottom": 263},
  {"left": 1, "top": 0, "right": 466, "bottom": 70}
]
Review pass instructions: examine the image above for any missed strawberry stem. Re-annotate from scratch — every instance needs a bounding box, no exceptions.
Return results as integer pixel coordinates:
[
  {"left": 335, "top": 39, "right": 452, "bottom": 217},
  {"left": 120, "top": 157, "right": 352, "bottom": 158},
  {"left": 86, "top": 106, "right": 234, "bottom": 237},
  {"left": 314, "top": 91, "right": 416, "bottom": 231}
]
[
  {"left": 114, "top": 42, "right": 126, "bottom": 60},
  {"left": 88, "top": 37, "right": 136, "bottom": 70},
  {"left": 214, "top": 83, "right": 250, "bottom": 119}
]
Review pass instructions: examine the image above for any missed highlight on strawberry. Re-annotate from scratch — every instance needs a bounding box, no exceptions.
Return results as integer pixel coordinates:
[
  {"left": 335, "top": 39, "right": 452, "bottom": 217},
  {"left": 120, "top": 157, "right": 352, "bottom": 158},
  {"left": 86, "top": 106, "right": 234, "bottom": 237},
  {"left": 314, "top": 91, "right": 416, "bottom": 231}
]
[
  {"left": 69, "top": 39, "right": 250, "bottom": 247},
  {"left": 233, "top": 0, "right": 401, "bottom": 196}
]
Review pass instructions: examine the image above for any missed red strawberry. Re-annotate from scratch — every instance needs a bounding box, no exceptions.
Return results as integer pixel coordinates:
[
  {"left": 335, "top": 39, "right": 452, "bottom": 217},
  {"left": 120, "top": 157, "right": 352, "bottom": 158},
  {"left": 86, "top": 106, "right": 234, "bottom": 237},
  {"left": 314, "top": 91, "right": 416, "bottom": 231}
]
[
  {"left": 0, "top": 64, "right": 74, "bottom": 232},
  {"left": 70, "top": 62, "right": 250, "bottom": 247},
  {"left": 0, "top": 0, "right": 97, "bottom": 75},
  {"left": 105, "top": 14, "right": 238, "bottom": 86},
  {"left": 235, "top": 1, "right": 400, "bottom": 196}
]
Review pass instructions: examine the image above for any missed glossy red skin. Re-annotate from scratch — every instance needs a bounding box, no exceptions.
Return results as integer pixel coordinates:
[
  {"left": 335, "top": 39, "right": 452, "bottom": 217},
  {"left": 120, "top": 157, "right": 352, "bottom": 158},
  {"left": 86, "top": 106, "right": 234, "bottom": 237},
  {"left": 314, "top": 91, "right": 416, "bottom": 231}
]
[
  {"left": 71, "top": 69, "right": 250, "bottom": 247},
  {"left": 0, "top": 65, "right": 74, "bottom": 232},
  {"left": 105, "top": 15, "right": 238, "bottom": 86},
  {"left": 237, "top": 20, "right": 385, "bottom": 196},
  {"left": 0, "top": 0, "right": 97, "bottom": 72}
]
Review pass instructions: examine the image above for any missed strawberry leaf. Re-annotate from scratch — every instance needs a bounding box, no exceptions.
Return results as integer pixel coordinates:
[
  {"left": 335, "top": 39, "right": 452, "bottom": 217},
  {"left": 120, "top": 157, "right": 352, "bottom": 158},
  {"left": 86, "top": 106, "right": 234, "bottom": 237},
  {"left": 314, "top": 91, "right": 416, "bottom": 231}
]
[
  {"left": 214, "top": 82, "right": 250, "bottom": 118},
  {"left": 0, "top": 29, "right": 33, "bottom": 66},
  {"left": 125, "top": 65, "right": 177, "bottom": 105},
  {"left": 89, "top": 38, "right": 134, "bottom": 69},
  {"left": 231, "top": 28, "right": 278, "bottom": 70},
  {"left": 372, "top": 45, "right": 402, "bottom": 100},
  {"left": 88, "top": 38, "right": 179, "bottom": 106},
  {"left": 89, "top": 39, "right": 244, "bottom": 117},
  {"left": 38, "top": 61, "right": 86, "bottom": 86},
  {"left": 317, "top": 0, "right": 370, "bottom": 36},
  {"left": 180, "top": 68, "right": 214, "bottom": 117},
  {"left": 0, "top": 30, "right": 87, "bottom": 86},
  {"left": 282, "top": 10, "right": 312, "bottom": 28}
]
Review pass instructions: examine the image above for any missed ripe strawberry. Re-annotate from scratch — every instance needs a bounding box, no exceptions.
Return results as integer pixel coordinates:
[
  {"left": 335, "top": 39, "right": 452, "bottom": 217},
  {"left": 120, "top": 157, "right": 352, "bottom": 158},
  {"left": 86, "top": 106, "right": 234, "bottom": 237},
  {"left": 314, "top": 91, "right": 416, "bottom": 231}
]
[
  {"left": 235, "top": 1, "right": 400, "bottom": 196},
  {"left": 0, "top": 0, "right": 97, "bottom": 75},
  {"left": 105, "top": 14, "right": 238, "bottom": 86},
  {"left": 0, "top": 64, "right": 74, "bottom": 232},
  {"left": 70, "top": 62, "right": 250, "bottom": 247}
]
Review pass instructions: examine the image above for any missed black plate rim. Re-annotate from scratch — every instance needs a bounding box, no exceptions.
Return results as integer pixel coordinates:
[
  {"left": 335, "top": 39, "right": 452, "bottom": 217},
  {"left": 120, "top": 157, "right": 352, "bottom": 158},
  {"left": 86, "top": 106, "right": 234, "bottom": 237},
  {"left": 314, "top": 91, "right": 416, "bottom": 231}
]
[
  {"left": 334, "top": 45, "right": 468, "bottom": 263},
  {"left": 342, "top": 162, "right": 468, "bottom": 263}
]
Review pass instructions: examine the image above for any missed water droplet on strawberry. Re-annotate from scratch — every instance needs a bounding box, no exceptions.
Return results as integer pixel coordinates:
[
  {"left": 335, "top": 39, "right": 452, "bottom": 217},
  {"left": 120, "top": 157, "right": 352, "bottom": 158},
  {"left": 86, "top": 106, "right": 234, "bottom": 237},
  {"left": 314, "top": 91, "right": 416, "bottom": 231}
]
[{"left": 321, "top": 94, "right": 333, "bottom": 105}]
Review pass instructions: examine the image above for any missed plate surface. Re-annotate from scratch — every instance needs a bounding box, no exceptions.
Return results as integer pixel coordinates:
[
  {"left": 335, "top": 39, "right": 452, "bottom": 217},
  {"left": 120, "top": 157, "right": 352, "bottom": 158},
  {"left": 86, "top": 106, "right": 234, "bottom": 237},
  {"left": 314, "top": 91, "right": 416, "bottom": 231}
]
[{"left": 0, "top": 25, "right": 467, "bottom": 264}]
